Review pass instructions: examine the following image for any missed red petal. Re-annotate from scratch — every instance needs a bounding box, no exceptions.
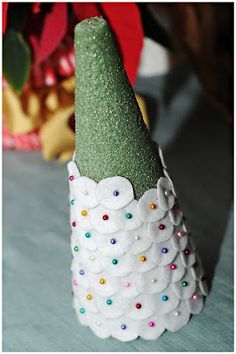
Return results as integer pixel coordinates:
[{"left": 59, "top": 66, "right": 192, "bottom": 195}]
[
  {"left": 29, "top": 3, "right": 67, "bottom": 65},
  {"left": 100, "top": 3, "right": 143, "bottom": 86},
  {"left": 72, "top": 2, "right": 101, "bottom": 21},
  {"left": 2, "top": 2, "right": 9, "bottom": 34}
]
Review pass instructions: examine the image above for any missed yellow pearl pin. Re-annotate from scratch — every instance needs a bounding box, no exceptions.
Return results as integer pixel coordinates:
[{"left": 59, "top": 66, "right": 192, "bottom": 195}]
[
  {"left": 149, "top": 203, "right": 157, "bottom": 210},
  {"left": 87, "top": 294, "right": 93, "bottom": 300},
  {"left": 99, "top": 278, "right": 106, "bottom": 285},
  {"left": 81, "top": 210, "right": 88, "bottom": 216},
  {"left": 140, "top": 255, "right": 147, "bottom": 262}
]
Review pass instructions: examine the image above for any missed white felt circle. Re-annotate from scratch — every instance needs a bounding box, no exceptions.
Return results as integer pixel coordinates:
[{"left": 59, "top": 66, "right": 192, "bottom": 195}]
[
  {"left": 163, "top": 300, "right": 190, "bottom": 332},
  {"left": 139, "top": 266, "right": 169, "bottom": 294},
  {"left": 95, "top": 231, "right": 127, "bottom": 257},
  {"left": 151, "top": 241, "right": 178, "bottom": 266},
  {"left": 157, "top": 177, "right": 175, "bottom": 211},
  {"left": 185, "top": 290, "right": 204, "bottom": 315},
  {"left": 173, "top": 269, "right": 196, "bottom": 300},
  {"left": 137, "top": 189, "right": 166, "bottom": 222},
  {"left": 90, "top": 205, "right": 124, "bottom": 234},
  {"left": 72, "top": 176, "right": 98, "bottom": 208},
  {"left": 169, "top": 202, "right": 183, "bottom": 225},
  {"left": 152, "top": 285, "right": 180, "bottom": 315},
  {"left": 147, "top": 215, "right": 174, "bottom": 243},
  {"left": 123, "top": 200, "right": 142, "bottom": 231},
  {"left": 139, "top": 314, "right": 166, "bottom": 340},
  {"left": 109, "top": 317, "right": 140, "bottom": 342},
  {"left": 119, "top": 224, "right": 152, "bottom": 255},
  {"left": 164, "top": 253, "right": 186, "bottom": 283},
  {"left": 86, "top": 312, "right": 110, "bottom": 339},
  {"left": 96, "top": 176, "right": 134, "bottom": 210},
  {"left": 127, "top": 294, "right": 156, "bottom": 320}
]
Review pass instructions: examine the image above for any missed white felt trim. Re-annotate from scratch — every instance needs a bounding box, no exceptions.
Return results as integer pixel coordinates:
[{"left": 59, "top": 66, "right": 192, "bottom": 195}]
[
  {"left": 72, "top": 177, "right": 98, "bottom": 208},
  {"left": 96, "top": 176, "right": 134, "bottom": 210},
  {"left": 68, "top": 158, "right": 206, "bottom": 342},
  {"left": 137, "top": 189, "right": 166, "bottom": 222}
]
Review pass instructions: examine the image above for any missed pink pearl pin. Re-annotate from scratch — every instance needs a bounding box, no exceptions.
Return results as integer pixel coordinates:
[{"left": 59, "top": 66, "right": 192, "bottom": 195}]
[
  {"left": 170, "top": 263, "right": 177, "bottom": 270},
  {"left": 73, "top": 279, "right": 78, "bottom": 286},
  {"left": 149, "top": 321, "right": 155, "bottom": 327},
  {"left": 192, "top": 293, "right": 198, "bottom": 300},
  {"left": 124, "top": 282, "right": 130, "bottom": 287},
  {"left": 69, "top": 175, "right": 75, "bottom": 181},
  {"left": 177, "top": 230, "right": 185, "bottom": 237}
]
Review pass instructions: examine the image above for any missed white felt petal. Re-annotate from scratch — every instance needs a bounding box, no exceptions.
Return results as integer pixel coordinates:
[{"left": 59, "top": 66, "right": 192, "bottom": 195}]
[
  {"left": 90, "top": 205, "right": 123, "bottom": 234},
  {"left": 163, "top": 301, "right": 190, "bottom": 332},
  {"left": 132, "top": 246, "right": 159, "bottom": 273},
  {"left": 87, "top": 273, "right": 117, "bottom": 297},
  {"left": 127, "top": 294, "right": 156, "bottom": 320},
  {"left": 80, "top": 248, "right": 104, "bottom": 274},
  {"left": 139, "top": 266, "right": 169, "bottom": 294},
  {"left": 191, "top": 257, "right": 204, "bottom": 281},
  {"left": 100, "top": 254, "right": 132, "bottom": 277},
  {"left": 73, "top": 297, "right": 88, "bottom": 326},
  {"left": 173, "top": 269, "right": 196, "bottom": 300},
  {"left": 86, "top": 313, "right": 110, "bottom": 339},
  {"left": 169, "top": 203, "right": 183, "bottom": 226},
  {"left": 199, "top": 278, "right": 209, "bottom": 296},
  {"left": 109, "top": 317, "right": 140, "bottom": 342},
  {"left": 147, "top": 215, "right": 173, "bottom": 243},
  {"left": 151, "top": 241, "right": 178, "bottom": 266},
  {"left": 96, "top": 176, "right": 134, "bottom": 210},
  {"left": 157, "top": 177, "right": 175, "bottom": 211},
  {"left": 171, "top": 234, "right": 188, "bottom": 251},
  {"left": 78, "top": 288, "right": 98, "bottom": 313},
  {"left": 120, "top": 225, "right": 152, "bottom": 255},
  {"left": 164, "top": 254, "right": 186, "bottom": 283},
  {"left": 158, "top": 145, "right": 167, "bottom": 169},
  {"left": 123, "top": 200, "right": 142, "bottom": 230},
  {"left": 96, "top": 294, "right": 130, "bottom": 319},
  {"left": 137, "top": 189, "right": 166, "bottom": 222},
  {"left": 95, "top": 231, "right": 126, "bottom": 257},
  {"left": 185, "top": 292, "right": 204, "bottom": 315},
  {"left": 67, "top": 161, "right": 80, "bottom": 179},
  {"left": 118, "top": 273, "right": 142, "bottom": 299},
  {"left": 180, "top": 249, "right": 196, "bottom": 268},
  {"left": 153, "top": 285, "right": 180, "bottom": 315},
  {"left": 74, "top": 204, "right": 93, "bottom": 230},
  {"left": 76, "top": 227, "right": 97, "bottom": 251},
  {"left": 163, "top": 169, "right": 177, "bottom": 197},
  {"left": 140, "top": 315, "right": 166, "bottom": 340},
  {"left": 72, "top": 177, "right": 98, "bottom": 208}
]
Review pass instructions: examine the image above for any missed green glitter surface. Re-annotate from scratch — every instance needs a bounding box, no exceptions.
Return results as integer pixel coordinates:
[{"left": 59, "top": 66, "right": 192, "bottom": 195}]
[{"left": 74, "top": 17, "right": 163, "bottom": 199}]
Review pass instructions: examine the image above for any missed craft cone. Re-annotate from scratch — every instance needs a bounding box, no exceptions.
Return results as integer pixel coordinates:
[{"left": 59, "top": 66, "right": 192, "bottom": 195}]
[
  {"left": 74, "top": 17, "right": 162, "bottom": 199},
  {"left": 68, "top": 17, "right": 208, "bottom": 343}
]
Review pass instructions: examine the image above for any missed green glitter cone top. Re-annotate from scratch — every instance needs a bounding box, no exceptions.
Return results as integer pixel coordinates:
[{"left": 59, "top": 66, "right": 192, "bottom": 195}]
[{"left": 74, "top": 17, "right": 163, "bottom": 199}]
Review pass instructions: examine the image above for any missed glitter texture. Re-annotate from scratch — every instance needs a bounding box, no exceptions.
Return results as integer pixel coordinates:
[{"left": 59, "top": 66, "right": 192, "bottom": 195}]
[{"left": 74, "top": 17, "right": 163, "bottom": 199}]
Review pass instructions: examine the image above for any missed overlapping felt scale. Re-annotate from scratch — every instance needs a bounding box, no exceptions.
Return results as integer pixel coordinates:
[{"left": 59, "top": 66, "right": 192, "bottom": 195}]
[{"left": 68, "top": 147, "right": 207, "bottom": 341}]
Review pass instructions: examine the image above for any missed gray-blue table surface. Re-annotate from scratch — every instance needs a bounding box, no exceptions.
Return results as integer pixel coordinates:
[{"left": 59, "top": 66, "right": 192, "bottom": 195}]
[{"left": 3, "top": 67, "right": 233, "bottom": 351}]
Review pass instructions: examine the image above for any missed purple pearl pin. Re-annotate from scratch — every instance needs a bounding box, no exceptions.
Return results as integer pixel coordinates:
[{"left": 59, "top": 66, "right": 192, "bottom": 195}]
[
  {"left": 162, "top": 248, "right": 168, "bottom": 254},
  {"left": 113, "top": 190, "right": 119, "bottom": 197},
  {"left": 79, "top": 269, "right": 85, "bottom": 275},
  {"left": 110, "top": 238, "right": 117, "bottom": 245},
  {"left": 121, "top": 324, "right": 127, "bottom": 330}
]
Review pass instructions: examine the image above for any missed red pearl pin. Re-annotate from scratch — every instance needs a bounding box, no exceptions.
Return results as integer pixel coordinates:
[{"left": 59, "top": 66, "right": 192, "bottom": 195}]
[
  {"left": 103, "top": 214, "right": 109, "bottom": 221},
  {"left": 159, "top": 224, "right": 165, "bottom": 230},
  {"left": 136, "top": 303, "right": 142, "bottom": 309}
]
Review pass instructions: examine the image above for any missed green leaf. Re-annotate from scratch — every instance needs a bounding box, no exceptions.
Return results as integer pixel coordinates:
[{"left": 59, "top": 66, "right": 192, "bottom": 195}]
[{"left": 3, "top": 28, "right": 31, "bottom": 93}]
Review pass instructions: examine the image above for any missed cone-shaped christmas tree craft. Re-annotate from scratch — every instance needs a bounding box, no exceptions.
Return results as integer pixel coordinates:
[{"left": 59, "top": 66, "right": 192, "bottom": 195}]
[{"left": 68, "top": 17, "right": 208, "bottom": 342}]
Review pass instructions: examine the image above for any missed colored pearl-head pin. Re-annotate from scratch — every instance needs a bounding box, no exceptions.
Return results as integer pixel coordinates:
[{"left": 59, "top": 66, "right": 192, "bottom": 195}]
[
  {"left": 159, "top": 224, "right": 165, "bottom": 230},
  {"left": 162, "top": 247, "right": 168, "bottom": 254},
  {"left": 83, "top": 190, "right": 88, "bottom": 196},
  {"left": 151, "top": 278, "right": 157, "bottom": 283},
  {"left": 136, "top": 303, "right": 142, "bottom": 309},
  {"left": 71, "top": 199, "right": 75, "bottom": 205},
  {"left": 124, "top": 281, "right": 130, "bottom": 287},
  {"left": 87, "top": 294, "right": 93, "bottom": 300},
  {"left": 110, "top": 238, "right": 116, "bottom": 244},
  {"left": 125, "top": 213, "right": 133, "bottom": 219},
  {"left": 103, "top": 214, "right": 109, "bottom": 221},
  {"left": 162, "top": 295, "right": 168, "bottom": 301},
  {"left": 69, "top": 175, "right": 74, "bottom": 181},
  {"left": 96, "top": 321, "right": 101, "bottom": 326},
  {"left": 112, "top": 259, "right": 118, "bottom": 265},
  {"left": 177, "top": 230, "right": 185, "bottom": 237},
  {"left": 170, "top": 263, "right": 177, "bottom": 270},
  {"left": 113, "top": 190, "right": 119, "bottom": 196},
  {"left": 140, "top": 255, "right": 147, "bottom": 262},
  {"left": 174, "top": 311, "right": 180, "bottom": 316},
  {"left": 90, "top": 256, "right": 95, "bottom": 261},
  {"left": 106, "top": 299, "right": 112, "bottom": 305},
  {"left": 164, "top": 190, "right": 171, "bottom": 196},
  {"left": 85, "top": 232, "right": 91, "bottom": 238},
  {"left": 121, "top": 324, "right": 127, "bottom": 330},
  {"left": 134, "top": 236, "right": 140, "bottom": 240},
  {"left": 192, "top": 293, "right": 198, "bottom": 300},
  {"left": 80, "top": 307, "right": 85, "bottom": 314},
  {"left": 72, "top": 221, "right": 76, "bottom": 227},
  {"left": 79, "top": 269, "right": 85, "bottom": 275},
  {"left": 81, "top": 210, "right": 88, "bottom": 216},
  {"left": 184, "top": 249, "right": 190, "bottom": 256},
  {"left": 149, "top": 203, "right": 157, "bottom": 210},
  {"left": 99, "top": 278, "right": 106, "bottom": 285},
  {"left": 182, "top": 281, "right": 188, "bottom": 287},
  {"left": 149, "top": 321, "right": 155, "bottom": 327},
  {"left": 74, "top": 246, "right": 79, "bottom": 252}
]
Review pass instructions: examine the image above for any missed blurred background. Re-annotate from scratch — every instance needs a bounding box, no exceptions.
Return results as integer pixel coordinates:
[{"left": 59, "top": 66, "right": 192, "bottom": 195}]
[{"left": 2, "top": 2, "right": 233, "bottom": 352}]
